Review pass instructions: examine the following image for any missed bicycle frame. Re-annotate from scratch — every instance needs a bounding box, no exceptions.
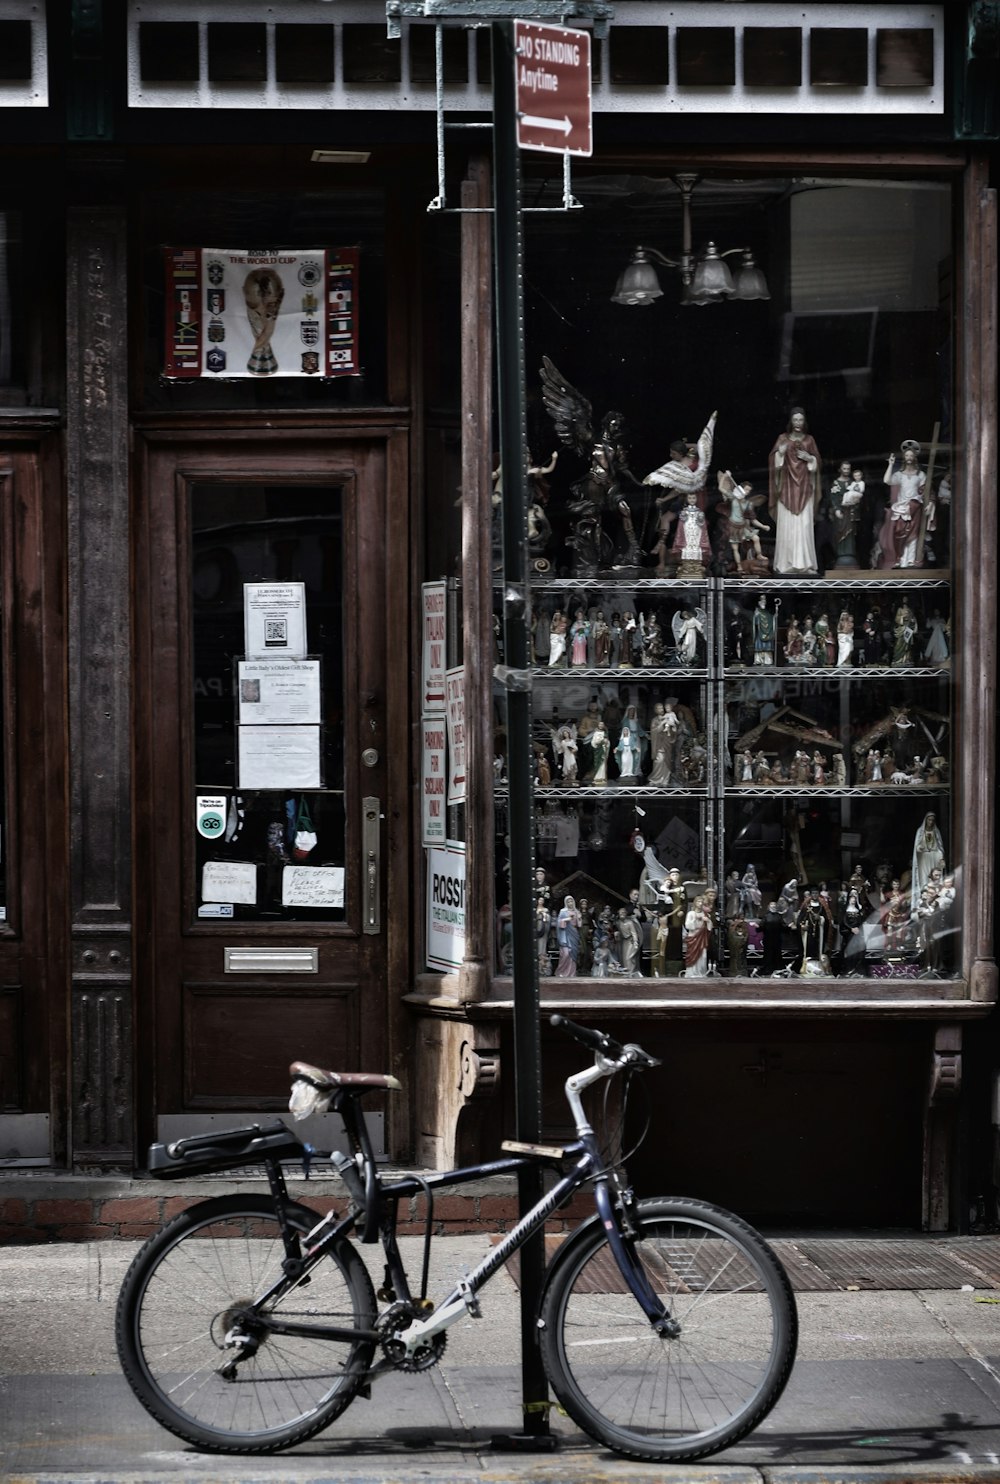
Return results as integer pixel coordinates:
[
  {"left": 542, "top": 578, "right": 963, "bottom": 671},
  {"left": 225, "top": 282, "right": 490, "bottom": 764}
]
[{"left": 251, "top": 1049, "right": 674, "bottom": 1362}]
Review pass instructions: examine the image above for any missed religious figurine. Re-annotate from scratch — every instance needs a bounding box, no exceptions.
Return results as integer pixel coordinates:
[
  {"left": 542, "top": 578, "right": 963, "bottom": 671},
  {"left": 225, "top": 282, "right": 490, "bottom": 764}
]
[
  {"left": 590, "top": 908, "right": 620, "bottom": 976},
  {"left": 643, "top": 411, "right": 718, "bottom": 574},
  {"left": 828, "top": 460, "right": 865, "bottom": 568},
  {"left": 592, "top": 610, "right": 611, "bottom": 666},
  {"left": 671, "top": 606, "right": 707, "bottom": 666},
  {"left": 614, "top": 703, "right": 646, "bottom": 781},
  {"left": 533, "top": 741, "right": 552, "bottom": 786},
  {"left": 576, "top": 898, "right": 593, "bottom": 975},
  {"left": 716, "top": 470, "right": 770, "bottom": 574},
  {"left": 768, "top": 407, "right": 821, "bottom": 575},
  {"left": 813, "top": 611, "right": 831, "bottom": 666},
  {"left": 548, "top": 608, "right": 568, "bottom": 666},
  {"left": 551, "top": 722, "right": 579, "bottom": 784},
  {"left": 836, "top": 609, "right": 855, "bottom": 667},
  {"left": 801, "top": 616, "right": 819, "bottom": 666},
  {"left": 586, "top": 718, "right": 610, "bottom": 785},
  {"left": 615, "top": 906, "right": 643, "bottom": 976},
  {"left": 640, "top": 612, "right": 667, "bottom": 667},
  {"left": 739, "top": 864, "right": 763, "bottom": 917},
  {"left": 783, "top": 614, "right": 805, "bottom": 665},
  {"left": 861, "top": 610, "right": 883, "bottom": 667},
  {"left": 671, "top": 489, "right": 712, "bottom": 577},
  {"left": 725, "top": 598, "right": 749, "bottom": 667},
  {"left": 882, "top": 881, "right": 912, "bottom": 956},
  {"left": 875, "top": 440, "right": 927, "bottom": 569},
  {"left": 752, "top": 594, "right": 779, "bottom": 666},
  {"left": 811, "top": 750, "right": 827, "bottom": 785},
  {"left": 794, "top": 890, "right": 834, "bottom": 975},
  {"left": 526, "top": 450, "right": 558, "bottom": 573},
  {"left": 727, "top": 914, "right": 750, "bottom": 976},
  {"left": 619, "top": 612, "right": 637, "bottom": 668},
  {"left": 648, "top": 698, "right": 683, "bottom": 785},
  {"left": 682, "top": 895, "right": 711, "bottom": 978},
  {"left": 892, "top": 600, "right": 918, "bottom": 666},
  {"left": 569, "top": 608, "right": 590, "bottom": 666},
  {"left": 540, "top": 355, "right": 645, "bottom": 575},
  {"left": 911, "top": 812, "right": 946, "bottom": 912},
  {"left": 556, "top": 896, "right": 582, "bottom": 977}
]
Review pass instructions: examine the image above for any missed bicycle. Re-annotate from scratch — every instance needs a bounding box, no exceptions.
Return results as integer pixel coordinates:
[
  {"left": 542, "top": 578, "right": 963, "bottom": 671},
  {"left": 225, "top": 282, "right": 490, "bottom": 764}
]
[{"left": 115, "top": 1013, "right": 797, "bottom": 1462}]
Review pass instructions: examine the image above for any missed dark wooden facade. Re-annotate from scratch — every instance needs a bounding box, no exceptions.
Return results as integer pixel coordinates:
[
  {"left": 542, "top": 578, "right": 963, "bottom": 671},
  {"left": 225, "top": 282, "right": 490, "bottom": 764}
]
[{"left": 0, "top": 2, "right": 997, "bottom": 1230}]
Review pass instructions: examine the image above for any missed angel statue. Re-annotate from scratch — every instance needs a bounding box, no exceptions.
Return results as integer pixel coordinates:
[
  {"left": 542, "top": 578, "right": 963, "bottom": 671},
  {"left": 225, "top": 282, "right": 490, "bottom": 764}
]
[
  {"left": 539, "top": 355, "right": 645, "bottom": 577},
  {"left": 672, "top": 606, "right": 707, "bottom": 667},
  {"left": 716, "top": 470, "right": 771, "bottom": 574}
]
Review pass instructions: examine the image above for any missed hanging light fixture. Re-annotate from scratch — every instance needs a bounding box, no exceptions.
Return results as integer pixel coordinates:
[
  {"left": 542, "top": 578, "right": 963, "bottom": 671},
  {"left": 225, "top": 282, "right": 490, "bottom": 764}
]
[{"left": 612, "top": 174, "right": 770, "bottom": 308}]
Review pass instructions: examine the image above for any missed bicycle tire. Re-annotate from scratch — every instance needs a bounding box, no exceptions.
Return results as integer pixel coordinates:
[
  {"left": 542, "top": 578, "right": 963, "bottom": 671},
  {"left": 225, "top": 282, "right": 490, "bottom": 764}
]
[
  {"left": 539, "top": 1195, "right": 797, "bottom": 1463},
  {"left": 115, "top": 1193, "right": 377, "bottom": 1453}
]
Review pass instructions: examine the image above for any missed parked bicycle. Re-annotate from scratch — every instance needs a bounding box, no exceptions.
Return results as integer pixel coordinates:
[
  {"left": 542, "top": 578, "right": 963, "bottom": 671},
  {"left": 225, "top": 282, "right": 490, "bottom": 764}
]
[{"left": 116, "top": 1014, "right": 797, "bottom": 1462}]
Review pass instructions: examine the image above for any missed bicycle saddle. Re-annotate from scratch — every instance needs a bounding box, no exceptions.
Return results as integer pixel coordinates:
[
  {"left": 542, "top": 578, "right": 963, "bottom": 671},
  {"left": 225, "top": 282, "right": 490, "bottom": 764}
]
[{"left": 289, "top": 1061, "right": 402, "bottom": 1092}]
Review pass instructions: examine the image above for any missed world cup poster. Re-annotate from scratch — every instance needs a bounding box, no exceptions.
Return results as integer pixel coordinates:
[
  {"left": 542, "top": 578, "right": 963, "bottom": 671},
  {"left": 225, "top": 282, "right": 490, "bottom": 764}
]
[{"left": 163, "top": 247, "right": 359, "bottom": 379}]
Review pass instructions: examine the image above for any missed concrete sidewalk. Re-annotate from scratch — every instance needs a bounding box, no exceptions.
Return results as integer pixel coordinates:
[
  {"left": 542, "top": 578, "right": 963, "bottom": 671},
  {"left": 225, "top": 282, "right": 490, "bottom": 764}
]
[{"left": 4, "top": 1232, "right": 1000, "bottom": 1483}]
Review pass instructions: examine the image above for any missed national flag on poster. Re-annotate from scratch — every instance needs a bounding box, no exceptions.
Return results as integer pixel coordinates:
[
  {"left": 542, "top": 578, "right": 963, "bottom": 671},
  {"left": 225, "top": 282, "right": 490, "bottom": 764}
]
[{"left": 163, "top": 248, "right": 360, "bottom": 379}]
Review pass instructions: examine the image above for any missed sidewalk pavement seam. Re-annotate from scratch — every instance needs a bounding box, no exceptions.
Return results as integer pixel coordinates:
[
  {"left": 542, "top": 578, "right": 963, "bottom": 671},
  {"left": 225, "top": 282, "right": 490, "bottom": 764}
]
[{"left": 915, "top": 1288, "right": 1000, "bottom": 1394}]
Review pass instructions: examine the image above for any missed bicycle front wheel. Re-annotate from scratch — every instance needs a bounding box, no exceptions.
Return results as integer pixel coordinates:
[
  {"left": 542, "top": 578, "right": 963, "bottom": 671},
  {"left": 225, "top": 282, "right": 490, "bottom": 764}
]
[
  {"left": 539, "top": 1196, "right": 797, "bottom": 1463},
  {"left": 116, "top": 1194, "right": 377, "bottom": 1453}
]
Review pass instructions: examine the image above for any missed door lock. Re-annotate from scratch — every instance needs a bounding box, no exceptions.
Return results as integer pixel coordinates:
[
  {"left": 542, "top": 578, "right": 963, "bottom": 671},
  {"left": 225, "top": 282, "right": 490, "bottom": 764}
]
[
  {"left": 362, "top": 748, "right": 379, "bottom": 768},
  {"left": 362, "top": 796, "right": 381, "bottom": 934}
]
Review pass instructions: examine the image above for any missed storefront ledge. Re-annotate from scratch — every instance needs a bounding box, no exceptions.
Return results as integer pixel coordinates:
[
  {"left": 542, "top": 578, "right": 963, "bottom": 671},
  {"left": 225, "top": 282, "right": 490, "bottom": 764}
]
[
  {"left": 0, "top": 1168, "right": 529, "bottom": 1243},
  {"left": 467, "top": 977, "right": 989, "bottom": 1018}
]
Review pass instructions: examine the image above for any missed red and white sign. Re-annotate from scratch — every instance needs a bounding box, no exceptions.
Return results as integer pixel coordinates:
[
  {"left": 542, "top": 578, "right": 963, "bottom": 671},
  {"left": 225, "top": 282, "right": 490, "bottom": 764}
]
[
  {"left": 514, "top": 20, "right": 592, "bottom": 158},
  {"left": 421, "top": 580, "right": 447, "bottom": 712},
  {"left": 445, "top": 666, "right": 466, "bottom": 806}
]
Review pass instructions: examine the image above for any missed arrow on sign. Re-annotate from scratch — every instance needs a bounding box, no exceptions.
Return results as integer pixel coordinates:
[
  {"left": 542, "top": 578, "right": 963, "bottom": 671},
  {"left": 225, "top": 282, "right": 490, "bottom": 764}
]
[{"left": 519, "top": 113, "right": 572, "bottom": 136}]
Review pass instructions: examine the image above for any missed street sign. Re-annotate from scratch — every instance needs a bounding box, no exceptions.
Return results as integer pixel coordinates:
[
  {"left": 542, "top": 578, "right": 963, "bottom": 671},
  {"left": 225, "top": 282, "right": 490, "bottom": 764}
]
[{"left": 514, "top": 19, "right": 592, "bottom": 157}]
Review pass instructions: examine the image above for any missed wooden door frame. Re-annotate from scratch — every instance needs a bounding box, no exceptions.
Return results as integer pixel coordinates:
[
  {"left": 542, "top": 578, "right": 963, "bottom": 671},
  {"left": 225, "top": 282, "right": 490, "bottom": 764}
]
[{"left": 131, "top": 417, "right": 412, "bottom": 1159}]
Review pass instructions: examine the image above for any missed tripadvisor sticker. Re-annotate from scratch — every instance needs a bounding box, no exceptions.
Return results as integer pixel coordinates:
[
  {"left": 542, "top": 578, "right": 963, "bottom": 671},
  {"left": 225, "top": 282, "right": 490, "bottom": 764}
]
[{"left": 196, "top": 795, "right": 228, "bottom": 839}]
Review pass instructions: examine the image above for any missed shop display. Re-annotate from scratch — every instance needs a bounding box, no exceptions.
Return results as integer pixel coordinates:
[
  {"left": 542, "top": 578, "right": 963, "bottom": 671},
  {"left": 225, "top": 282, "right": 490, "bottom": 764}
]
[{"left": 494, "top": 171, "right": 958, "bottom": 985}]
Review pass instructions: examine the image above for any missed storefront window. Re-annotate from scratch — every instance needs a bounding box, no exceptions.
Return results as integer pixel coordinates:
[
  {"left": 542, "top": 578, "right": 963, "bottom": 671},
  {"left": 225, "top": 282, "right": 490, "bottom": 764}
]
[{"left": 494, "top": 172, "right": 957, "bottom": 983}]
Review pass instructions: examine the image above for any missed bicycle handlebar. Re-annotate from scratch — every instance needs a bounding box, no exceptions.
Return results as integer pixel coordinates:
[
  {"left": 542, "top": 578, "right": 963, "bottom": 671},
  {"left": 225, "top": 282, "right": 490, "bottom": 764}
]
[{"left": 549, "top": 1014, "right": 660, "bottom": 1069}]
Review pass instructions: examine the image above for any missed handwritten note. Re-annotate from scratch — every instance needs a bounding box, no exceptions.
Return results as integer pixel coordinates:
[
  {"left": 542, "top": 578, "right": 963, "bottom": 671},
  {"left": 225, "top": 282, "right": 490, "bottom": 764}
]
[
  {"left": 282, "top": 865, "right": 345, "bottom": 908},
  {"left": 203, "top": 860, "right": 258, "bottom": 905}
]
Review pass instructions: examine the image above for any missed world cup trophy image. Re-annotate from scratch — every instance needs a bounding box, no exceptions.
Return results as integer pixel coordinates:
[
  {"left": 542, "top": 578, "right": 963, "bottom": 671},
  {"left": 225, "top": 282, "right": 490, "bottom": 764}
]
[{"left": 243, "top": 267, "right": 284, "bottom": 376}]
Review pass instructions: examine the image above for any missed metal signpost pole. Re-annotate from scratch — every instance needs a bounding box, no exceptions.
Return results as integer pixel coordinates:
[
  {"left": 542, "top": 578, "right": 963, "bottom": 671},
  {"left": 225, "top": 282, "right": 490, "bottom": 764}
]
[{"left": 490, "top": 17, "right": 553, "bottom": 1448}]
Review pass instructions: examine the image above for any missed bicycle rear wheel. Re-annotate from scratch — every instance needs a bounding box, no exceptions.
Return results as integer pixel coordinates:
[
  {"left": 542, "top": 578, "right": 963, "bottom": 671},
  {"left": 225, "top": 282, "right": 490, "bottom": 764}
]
[
  {"left": 539, "top": 1196, "right": 797, "bottom": 1462},
  {"left": 116, "top": 1194, "right": 377, "bottom": 1453}
]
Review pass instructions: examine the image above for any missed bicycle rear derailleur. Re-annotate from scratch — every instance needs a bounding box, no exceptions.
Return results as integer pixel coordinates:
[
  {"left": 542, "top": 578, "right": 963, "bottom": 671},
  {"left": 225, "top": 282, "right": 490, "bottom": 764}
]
[{"left": 378, "top": 1299, "right": 448, "bottom": 1371}]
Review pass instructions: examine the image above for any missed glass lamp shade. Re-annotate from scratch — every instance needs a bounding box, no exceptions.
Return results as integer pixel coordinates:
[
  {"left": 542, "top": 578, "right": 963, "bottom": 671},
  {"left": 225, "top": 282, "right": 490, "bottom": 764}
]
[
  {"left": 611, "top": 248, "right": 663, "bottom": 306},
  {"left": 688, "top": 243, "right": 735, "bottom": 303},
  {"left": 733, "top": 248, "right": 770, "bottom": 301}
]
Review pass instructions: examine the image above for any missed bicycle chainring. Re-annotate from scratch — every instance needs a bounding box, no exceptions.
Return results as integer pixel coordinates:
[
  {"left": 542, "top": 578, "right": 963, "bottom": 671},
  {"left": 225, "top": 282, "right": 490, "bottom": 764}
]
[{"left": 378, "top": 1301, "right": 448, "bottom": 1372}]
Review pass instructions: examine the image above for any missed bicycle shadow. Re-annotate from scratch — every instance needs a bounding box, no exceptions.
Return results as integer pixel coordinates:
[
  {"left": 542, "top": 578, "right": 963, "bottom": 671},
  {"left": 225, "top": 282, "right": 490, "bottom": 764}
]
[{"left": 285, "top": 1410, "right": 1000, "bottom": 1468}]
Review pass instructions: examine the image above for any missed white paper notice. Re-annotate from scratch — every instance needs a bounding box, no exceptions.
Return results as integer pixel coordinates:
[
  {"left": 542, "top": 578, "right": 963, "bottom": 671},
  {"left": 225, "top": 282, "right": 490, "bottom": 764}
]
[
  {"left": 243, "top": 582, "right": 308, "bottom": 659},
  {"left": 203, "top": 860, "right": 258, "bottom": 905},
  {"left": 237, "top": 658, "right": 321, "bottom": 725},
  {"left": 282, "top": 865, "right": 345, "bottom": 908},
  {"left": 238, "top": 725, "right": 322, "bottom": 789}
]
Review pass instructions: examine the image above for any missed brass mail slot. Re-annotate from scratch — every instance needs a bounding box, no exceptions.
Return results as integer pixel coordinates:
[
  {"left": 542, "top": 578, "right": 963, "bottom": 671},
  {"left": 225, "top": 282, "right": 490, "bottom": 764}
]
[{"left": 224, "top": 947, "right": 319, "bottom": 974}]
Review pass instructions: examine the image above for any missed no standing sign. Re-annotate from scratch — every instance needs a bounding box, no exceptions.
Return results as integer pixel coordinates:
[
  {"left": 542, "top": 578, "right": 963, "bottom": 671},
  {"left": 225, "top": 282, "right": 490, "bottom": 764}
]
[{"left": 514, "top": 19, "right": 592, "bottom": 158}]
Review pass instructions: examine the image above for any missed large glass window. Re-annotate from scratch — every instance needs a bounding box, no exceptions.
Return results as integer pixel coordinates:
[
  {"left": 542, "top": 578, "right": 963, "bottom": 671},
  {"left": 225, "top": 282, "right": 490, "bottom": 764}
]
[{"left": 494, "top": 173, "right": 957, "bottom": 983}]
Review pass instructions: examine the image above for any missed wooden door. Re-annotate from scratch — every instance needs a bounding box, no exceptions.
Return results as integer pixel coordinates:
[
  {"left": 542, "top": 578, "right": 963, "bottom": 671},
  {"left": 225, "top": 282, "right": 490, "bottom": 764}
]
[
  {"left": 134, "top": 426, "right": 408, "bottom": 1156},
  {"left": 0, "top": 439, "right": 67, "bottom": 1163}
]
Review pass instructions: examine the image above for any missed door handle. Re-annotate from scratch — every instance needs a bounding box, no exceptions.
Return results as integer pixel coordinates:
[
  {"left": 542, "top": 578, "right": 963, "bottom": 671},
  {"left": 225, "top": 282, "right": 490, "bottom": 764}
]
[{"left": 362, "top": 796, "right": 381, "bottom": 934}]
